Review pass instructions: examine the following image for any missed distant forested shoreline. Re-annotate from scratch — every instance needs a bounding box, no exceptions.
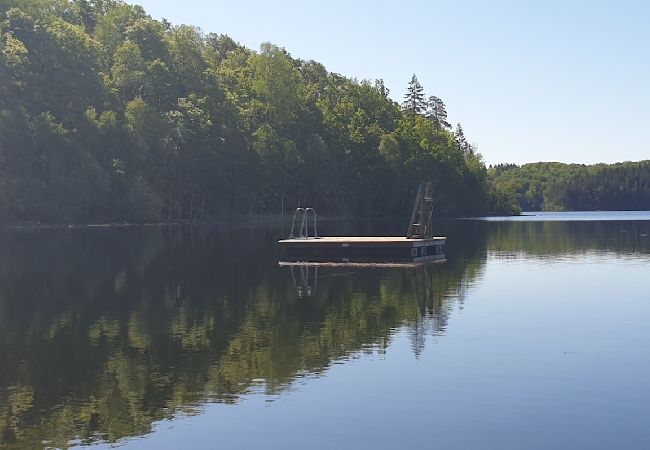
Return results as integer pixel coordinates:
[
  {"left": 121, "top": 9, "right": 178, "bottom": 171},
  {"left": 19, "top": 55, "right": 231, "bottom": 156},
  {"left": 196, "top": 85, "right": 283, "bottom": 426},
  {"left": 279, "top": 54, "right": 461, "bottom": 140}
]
[{"left": 489, "top": 161, "right": 650, "bottom": 212}]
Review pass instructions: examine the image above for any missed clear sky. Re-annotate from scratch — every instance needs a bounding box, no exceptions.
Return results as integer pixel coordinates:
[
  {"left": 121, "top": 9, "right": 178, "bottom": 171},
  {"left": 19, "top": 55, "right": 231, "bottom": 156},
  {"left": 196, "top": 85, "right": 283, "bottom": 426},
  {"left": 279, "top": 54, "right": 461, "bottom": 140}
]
[{"left": 125, "top": 0, "right": 649, "bottom": 165}]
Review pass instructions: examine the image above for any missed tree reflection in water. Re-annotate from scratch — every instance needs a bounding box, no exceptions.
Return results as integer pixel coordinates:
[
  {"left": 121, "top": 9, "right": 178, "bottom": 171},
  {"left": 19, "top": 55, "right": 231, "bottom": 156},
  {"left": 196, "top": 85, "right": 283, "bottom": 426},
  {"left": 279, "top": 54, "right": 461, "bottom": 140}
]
[
  {"left": 7, "top": 218, "right": 646, "bottom": 448},
  {"left": 0, "top": 222, "right": 484, "bottom": 448}
]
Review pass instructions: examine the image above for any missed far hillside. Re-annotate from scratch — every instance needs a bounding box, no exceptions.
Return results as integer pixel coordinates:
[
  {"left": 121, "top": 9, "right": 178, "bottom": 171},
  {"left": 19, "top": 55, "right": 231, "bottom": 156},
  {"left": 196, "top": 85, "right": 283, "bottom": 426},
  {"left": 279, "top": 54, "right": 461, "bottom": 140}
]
[{"left": 489, "top": 161, "right": 650, "bottom": 212}]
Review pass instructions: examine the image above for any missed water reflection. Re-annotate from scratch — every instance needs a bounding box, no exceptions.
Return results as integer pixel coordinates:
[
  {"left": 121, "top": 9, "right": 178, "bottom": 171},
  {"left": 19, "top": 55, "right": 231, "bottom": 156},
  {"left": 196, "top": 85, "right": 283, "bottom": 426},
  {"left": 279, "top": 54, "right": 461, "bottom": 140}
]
[
  {"left": 287, "top": 264, "right": 317, "bottom": 298},
  {"left": 482, "top": 220, "right": 650, "bottom": 259},
  {"left": 0, "top": 224, "right": 480, "bottom": 449},
  {"left": 280, "top": 258, "right": 448, "bottom": 299},
  {"left": 0, "top": 217, "right": 648, "bottom": 448}
]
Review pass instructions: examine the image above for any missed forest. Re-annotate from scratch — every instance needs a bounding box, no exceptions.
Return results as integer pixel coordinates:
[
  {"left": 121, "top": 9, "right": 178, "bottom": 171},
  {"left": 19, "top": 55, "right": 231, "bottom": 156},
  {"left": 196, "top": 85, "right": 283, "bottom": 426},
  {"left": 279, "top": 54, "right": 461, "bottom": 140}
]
[
  {"left": 489, "top": 161, "right": 650, "bottom": 212},
  {"left": 0, "top": 0, "right": 513, "bottom": 225}
]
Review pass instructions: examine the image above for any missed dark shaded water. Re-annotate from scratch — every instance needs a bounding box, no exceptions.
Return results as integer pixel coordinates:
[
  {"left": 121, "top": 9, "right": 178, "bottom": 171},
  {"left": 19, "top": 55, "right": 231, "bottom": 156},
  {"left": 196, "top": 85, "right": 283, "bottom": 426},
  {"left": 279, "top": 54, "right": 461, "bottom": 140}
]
[{"left": 1, "top": 213, "right": 650, "bottom": 449}]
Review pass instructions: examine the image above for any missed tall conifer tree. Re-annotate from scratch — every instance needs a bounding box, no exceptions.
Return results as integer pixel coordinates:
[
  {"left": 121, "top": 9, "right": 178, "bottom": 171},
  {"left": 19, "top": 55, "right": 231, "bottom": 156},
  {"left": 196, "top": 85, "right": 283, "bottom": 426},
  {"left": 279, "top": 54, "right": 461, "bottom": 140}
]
[
  {"left": 402, "top": 74, "right": 426, "bottom": 120},
  {"left": 427, "top": 96, "right": 450, "bottom": 131},
  {"left": 454, "top": 123, "right": 469, "bottom": 154}
]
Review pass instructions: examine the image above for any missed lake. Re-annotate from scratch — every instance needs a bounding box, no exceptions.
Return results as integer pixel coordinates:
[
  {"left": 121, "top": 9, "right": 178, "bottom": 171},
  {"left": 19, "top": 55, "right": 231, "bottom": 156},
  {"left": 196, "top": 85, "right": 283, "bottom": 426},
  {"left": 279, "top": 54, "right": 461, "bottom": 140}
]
[{"left": 1, "top": 212, "right": 650, "bottom": 449}]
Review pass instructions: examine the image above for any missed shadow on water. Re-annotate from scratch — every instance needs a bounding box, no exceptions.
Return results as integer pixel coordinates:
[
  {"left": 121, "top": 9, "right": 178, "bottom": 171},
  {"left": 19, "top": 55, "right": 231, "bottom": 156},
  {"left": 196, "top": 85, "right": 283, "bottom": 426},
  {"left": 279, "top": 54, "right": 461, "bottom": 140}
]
[{"left": 0, "top": 217, "right": 648, "bottom": 448}]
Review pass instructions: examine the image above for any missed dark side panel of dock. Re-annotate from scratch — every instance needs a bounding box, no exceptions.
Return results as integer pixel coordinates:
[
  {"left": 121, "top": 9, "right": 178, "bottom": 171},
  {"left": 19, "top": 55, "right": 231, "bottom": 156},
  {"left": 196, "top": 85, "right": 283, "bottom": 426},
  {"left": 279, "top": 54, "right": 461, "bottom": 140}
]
[{"left": 278, "top": 236, "right": 446, "bottom": 260}]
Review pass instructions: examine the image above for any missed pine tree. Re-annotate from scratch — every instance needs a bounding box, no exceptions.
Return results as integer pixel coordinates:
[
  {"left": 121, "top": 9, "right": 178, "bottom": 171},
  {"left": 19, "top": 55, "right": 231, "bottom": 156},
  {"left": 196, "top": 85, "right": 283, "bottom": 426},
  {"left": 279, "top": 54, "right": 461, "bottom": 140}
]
[
  {"left": 402, "top": 74, "right": 426, "bottom": 120},
  {"left": 454, "top": 123, "right": 469, "bottom": 154},
  {"left": 427, "top": 96, "right": 450, "bottom": 131}
]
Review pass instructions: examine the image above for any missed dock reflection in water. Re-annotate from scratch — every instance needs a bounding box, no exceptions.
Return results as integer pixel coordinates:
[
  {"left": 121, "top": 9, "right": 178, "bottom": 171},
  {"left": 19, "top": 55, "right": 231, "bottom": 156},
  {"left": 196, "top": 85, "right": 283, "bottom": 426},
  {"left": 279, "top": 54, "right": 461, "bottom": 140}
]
[{"left": 280, "top": 256, "right": 447, "bottom": 300}]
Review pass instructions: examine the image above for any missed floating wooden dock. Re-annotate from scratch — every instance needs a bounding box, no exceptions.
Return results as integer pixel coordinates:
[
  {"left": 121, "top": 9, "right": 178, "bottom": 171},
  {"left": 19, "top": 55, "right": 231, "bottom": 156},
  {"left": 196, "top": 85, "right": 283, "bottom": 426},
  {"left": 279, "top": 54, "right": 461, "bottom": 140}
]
[
  {"left": 278, "top": 182, "right": 446, "bottom": 262},
  {"left": 278, "top": 236, "right": 446, "bottom": 260}
]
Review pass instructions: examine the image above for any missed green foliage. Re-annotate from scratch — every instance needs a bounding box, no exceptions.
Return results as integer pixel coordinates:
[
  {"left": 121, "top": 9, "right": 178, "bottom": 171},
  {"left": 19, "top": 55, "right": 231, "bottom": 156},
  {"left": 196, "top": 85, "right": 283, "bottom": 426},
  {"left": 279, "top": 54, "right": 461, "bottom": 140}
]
[
  {"left": 0, "top": 0, "right": 511, "bottom": 224},
  {"left": 110, "top": 40, "right": 145, "bottom": 98},
  {"left": 489, "top": 161, "right": 650, "bottom": 212}
]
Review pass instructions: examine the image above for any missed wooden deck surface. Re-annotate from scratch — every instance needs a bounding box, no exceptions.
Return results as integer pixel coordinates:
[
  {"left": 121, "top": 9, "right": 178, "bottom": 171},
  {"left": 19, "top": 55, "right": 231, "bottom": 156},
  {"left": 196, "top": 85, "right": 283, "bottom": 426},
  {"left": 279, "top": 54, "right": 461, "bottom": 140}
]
[{"left": 278, "top": 236, "right": 446, "bottom": 245}]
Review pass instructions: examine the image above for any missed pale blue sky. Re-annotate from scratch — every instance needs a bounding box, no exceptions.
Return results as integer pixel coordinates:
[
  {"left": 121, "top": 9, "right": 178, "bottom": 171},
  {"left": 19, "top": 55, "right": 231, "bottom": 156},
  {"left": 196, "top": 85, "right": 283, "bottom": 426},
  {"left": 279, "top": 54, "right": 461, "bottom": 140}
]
[{"left": 126, "top": 0, "right": 649, "bottom": 165}]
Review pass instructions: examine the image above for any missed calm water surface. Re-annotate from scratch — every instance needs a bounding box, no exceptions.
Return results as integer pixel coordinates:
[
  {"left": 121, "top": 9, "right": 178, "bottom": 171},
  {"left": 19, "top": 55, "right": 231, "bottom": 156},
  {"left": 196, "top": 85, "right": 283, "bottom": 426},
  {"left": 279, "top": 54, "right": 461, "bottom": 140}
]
[{"left": 1, "top": 212, "right": 650, "bottom": 449}]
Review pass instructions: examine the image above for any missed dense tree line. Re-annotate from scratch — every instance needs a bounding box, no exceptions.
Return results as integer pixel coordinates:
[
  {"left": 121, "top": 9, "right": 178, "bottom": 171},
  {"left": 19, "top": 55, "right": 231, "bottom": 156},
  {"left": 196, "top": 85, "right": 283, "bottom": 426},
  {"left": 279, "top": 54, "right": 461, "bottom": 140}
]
[
  {"left": 490, "top": 161, "right": 650, "bottom": 211},
  {"left": 0, "top": 0, "right": 515, "bottom": 224}
]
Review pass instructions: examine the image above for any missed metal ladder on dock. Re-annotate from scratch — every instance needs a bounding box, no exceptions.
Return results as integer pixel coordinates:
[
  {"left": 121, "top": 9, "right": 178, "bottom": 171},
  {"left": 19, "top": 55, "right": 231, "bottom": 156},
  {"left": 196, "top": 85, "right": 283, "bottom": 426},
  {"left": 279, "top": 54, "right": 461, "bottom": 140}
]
[
  {"left": 407, "top": 182, "right": 434, "bottom": 239},
  {"left": 289, "top": 208, "right": 319, "bottom": 239}
]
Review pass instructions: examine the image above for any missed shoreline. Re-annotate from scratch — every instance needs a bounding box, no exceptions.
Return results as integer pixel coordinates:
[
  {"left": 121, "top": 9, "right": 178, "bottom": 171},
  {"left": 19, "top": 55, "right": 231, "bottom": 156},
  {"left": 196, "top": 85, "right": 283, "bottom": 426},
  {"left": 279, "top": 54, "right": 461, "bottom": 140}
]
[{"left": 1, "top": 214, "right": 379, "bottom": 231}]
